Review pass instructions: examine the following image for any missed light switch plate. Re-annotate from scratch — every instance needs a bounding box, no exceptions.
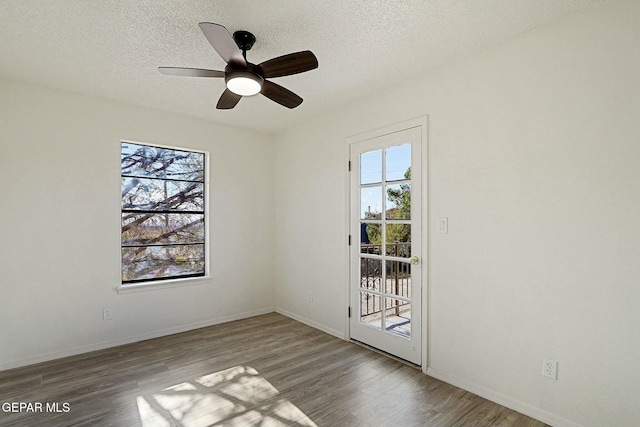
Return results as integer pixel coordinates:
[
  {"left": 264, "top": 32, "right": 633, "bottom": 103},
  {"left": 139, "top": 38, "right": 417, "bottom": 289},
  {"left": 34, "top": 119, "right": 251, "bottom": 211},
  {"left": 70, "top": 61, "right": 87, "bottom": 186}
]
[{"left": 438, "top": 217, "right": 448, "bottom": 234}]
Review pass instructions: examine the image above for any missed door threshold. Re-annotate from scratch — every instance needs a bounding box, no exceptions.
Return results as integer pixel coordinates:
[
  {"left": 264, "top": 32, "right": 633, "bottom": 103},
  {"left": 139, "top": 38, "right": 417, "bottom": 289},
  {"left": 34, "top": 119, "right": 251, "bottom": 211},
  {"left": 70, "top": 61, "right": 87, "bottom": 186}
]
[{"left": 350, "top": 339, "right": 421, "bottom": 369}]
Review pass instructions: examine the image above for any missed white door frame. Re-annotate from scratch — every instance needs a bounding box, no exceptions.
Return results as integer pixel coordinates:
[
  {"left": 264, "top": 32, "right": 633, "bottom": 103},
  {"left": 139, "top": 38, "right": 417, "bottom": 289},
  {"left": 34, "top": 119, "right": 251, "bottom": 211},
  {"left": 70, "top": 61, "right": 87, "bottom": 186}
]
[{"left": 345, "top": 116, "right": 428, "bottom": 371}]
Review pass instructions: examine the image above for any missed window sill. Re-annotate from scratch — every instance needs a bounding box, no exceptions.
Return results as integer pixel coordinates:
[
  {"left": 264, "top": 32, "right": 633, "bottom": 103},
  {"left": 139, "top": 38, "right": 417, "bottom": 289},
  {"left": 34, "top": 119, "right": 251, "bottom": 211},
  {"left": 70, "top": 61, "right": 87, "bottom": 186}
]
[{"left": 116, "top": 276, "right": 211, "bottom": 294}]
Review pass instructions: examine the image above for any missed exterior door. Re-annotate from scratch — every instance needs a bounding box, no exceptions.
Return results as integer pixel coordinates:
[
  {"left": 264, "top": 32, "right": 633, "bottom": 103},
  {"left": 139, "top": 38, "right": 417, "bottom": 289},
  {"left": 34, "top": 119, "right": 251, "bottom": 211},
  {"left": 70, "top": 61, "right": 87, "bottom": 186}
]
[{"left": 349, "top": 126, "right": 422, "bottom": 365}]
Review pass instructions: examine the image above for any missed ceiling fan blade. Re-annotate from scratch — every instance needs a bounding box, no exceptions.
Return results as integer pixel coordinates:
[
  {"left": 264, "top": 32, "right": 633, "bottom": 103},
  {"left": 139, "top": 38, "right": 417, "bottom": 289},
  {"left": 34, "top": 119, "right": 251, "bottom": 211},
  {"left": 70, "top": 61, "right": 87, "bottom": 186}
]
[
  {"left": 199, "top": 22, "right": 246, "bottom": 68},
  {"left": 261, "top": 80, "right": 303, "bottom": 109},
  {"left": 216, "top": 89, "right": 242, "bottom": 109},
  {"left": 257, "top": 51, "right": 318, "bottom": 78},
  {"left": 158, "top": 67, "right": 225, "bottom": 78}
]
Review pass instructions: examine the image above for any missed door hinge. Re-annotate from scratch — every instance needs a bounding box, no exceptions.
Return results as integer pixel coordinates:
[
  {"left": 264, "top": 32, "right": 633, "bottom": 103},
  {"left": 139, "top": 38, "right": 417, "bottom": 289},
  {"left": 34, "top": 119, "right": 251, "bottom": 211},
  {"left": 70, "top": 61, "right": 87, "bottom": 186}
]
[
  {"left": 348, "top": 306, "right": 351, "bottom": 318},
  {"left": 348, "top": 235, "right": 351, "bottom": 246},
  {"left": 348, "top": 160, "right": 351, "bottom": 171}
]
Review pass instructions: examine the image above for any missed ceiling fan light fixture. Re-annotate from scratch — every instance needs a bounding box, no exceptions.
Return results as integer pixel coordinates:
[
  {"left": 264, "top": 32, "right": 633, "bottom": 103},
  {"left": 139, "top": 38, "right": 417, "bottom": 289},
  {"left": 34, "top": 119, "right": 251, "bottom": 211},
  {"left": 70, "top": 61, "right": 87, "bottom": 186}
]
[{"left": 226, "top": 71, "right": 263, "bottom": 96}]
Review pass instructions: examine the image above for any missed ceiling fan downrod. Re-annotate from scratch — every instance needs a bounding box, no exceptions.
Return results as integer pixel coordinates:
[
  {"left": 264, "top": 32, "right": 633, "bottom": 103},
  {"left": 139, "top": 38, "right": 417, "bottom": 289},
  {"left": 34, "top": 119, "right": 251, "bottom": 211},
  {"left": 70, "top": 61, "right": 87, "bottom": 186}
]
[{"left": 233, "top": 30, "right": 256, "bottom": 60}]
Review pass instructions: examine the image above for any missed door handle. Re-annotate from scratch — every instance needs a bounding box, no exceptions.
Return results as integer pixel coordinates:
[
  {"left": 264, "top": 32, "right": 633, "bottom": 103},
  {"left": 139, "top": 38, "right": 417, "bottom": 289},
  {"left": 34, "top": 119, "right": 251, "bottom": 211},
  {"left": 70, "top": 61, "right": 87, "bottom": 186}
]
[{"left": 410, "top": 256, "right": 420, "bottom": 265}]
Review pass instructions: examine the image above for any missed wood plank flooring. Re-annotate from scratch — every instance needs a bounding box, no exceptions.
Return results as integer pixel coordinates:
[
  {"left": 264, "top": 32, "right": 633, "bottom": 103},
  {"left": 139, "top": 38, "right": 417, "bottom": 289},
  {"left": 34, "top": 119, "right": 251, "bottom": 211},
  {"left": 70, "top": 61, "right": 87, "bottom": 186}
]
[{"left": 0, "top": 313, "right": 549, "bottom": 427}]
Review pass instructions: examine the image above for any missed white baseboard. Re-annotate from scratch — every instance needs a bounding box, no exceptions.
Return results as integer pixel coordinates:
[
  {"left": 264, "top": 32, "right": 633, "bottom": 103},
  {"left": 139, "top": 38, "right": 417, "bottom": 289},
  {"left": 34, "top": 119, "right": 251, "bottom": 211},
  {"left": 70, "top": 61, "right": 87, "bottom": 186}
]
[
  {"left": 426, "top": 367, "right": 583, "bottom": 427},
  {"left": 1, "top": 307, "right": 275, "bottom": 372},
  {"left": 275, "top": 307, "right": 346, "bottom": 340}
]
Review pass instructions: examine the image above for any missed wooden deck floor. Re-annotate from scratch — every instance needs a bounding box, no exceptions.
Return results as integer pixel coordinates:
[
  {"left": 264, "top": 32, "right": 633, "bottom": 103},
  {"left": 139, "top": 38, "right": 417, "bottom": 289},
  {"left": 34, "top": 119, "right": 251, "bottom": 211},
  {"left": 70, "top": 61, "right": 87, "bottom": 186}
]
[{"left": 0, "top": 313, "right": 548, "bottom": 426}]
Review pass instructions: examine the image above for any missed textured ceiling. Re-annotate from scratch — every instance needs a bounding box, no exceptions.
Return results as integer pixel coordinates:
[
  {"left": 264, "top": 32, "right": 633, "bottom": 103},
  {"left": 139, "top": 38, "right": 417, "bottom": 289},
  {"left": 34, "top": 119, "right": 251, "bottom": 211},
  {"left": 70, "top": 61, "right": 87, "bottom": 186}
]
[{"left": 0, "top": 0, "right": 611, "bottom": 134}]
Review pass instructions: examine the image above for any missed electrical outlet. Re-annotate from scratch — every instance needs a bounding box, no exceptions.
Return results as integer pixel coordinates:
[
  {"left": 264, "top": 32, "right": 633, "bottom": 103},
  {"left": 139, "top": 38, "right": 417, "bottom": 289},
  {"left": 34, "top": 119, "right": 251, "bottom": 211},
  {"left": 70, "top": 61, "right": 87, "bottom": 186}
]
[
  {"left": 543, "top": 358, "right": 557, "bottom": 380},
  {"left": 103, "top": 308, "right": 112, "bottom": 321},
  {"left": 307, "top": 291, "right": 313, "bottom": 303}
]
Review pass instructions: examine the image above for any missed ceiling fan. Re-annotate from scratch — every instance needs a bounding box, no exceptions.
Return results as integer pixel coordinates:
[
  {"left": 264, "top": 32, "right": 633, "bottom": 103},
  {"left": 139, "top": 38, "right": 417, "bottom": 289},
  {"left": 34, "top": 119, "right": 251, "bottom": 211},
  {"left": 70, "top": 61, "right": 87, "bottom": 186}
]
[{"left": 159, "top": 22, "right": 318, "bottom": 110}]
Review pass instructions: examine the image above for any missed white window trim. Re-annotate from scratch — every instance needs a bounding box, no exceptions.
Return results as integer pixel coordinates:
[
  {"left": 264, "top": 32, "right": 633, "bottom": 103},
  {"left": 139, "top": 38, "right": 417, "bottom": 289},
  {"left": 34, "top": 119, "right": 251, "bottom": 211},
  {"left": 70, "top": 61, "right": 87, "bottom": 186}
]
[
  {"left": 117, "top": 139, "right": 211, "bottom": 293},
  {"left": 116, "top": 276, "right": 212, "bottom": 294}
]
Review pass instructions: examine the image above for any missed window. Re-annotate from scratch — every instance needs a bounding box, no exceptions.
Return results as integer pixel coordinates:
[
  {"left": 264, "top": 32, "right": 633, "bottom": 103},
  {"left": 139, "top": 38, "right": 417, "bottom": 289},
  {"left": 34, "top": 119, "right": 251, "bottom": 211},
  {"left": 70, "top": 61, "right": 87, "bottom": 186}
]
[{"left": 121, "top": 141, "right": 206, "bottom": 284}]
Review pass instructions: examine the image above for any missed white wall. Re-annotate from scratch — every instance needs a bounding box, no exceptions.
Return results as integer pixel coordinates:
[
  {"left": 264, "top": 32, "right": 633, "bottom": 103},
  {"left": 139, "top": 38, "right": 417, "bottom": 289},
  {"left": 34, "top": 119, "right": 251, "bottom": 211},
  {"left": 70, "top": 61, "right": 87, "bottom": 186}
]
[
  {"left": 274, "top": 1, "right": 640, "bottom": 426},
  {"left": 0, "top": 79, "right": 275, "bottom": 370}
]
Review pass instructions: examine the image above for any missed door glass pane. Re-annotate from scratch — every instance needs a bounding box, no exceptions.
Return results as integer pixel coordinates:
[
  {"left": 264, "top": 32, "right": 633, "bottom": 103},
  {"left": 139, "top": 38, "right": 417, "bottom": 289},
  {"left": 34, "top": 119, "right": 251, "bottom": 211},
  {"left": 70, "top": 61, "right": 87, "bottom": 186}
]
[
  {"left": 385, "top": 144, "right": 411, "bottom": 182},
  {"left": 385, "top": 298, "right": 411, "bottom": 338},
  {"left": 386, "top": 183, "right": 411, "bottom": 219},
  {"left": 360, "top": 150, "right": 382, "bottom": 184},
  {"left": 360, "top": 258, "right": 381, "bottom": 291},
  {"left": 385, "top": 224, "right": 411, "bottom": 257},
  {"left": 360, "top": 292, "right": 382, "bottom": 330},
  {"left": 385, "top": 261, "right": 412, "bottom": 297},
  {"left": 360, "top": 223, "right": 381, "bottom": 254},
  {"left": 361, "top": 186, "right": 382, "bottom": 219}
]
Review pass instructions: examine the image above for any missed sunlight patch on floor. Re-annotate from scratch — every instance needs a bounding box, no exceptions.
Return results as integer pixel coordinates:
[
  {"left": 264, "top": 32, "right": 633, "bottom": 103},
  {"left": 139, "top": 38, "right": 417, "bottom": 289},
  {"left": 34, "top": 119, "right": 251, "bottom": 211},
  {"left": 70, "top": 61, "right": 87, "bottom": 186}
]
[{"left": 136, "top": 365, "right": 317, "bottom": 427}]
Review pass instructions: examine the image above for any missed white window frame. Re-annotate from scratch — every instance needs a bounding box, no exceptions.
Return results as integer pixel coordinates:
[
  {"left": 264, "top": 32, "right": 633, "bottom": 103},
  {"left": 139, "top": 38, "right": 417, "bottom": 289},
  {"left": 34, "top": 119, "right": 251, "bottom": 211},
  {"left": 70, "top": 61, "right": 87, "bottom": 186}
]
[{"left": 117, "top": 140, "right": 210, "bottom": 293}]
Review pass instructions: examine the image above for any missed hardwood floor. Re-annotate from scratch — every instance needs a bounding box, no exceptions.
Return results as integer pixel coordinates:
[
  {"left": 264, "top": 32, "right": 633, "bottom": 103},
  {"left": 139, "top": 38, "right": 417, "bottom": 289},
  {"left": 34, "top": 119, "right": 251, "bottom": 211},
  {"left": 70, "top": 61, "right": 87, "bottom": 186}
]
[{"left": 0, "top": 313, "right": 548, "bottom": 427}]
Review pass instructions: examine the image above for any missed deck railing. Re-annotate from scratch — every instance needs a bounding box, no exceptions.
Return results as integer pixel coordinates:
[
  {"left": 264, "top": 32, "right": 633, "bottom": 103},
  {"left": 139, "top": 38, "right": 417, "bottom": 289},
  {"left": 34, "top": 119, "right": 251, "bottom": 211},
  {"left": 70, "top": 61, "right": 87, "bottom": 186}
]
[{"left": 360, "top": 242, "right": 411, "bottom": 318}]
